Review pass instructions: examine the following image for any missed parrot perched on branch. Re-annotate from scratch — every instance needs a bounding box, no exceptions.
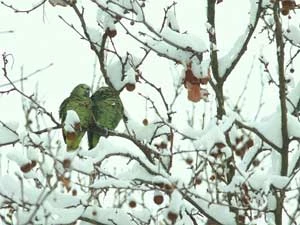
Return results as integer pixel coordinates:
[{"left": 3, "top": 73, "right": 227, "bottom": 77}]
[
  {"left": 59, "top": 84, "right": 92, "bottom": 151},
  {"left": 88, "top": 86, "right": 123, "bottom": 149}
]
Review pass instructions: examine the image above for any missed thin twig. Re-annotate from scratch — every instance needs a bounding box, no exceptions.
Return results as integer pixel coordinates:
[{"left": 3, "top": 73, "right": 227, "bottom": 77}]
[{"left": 1, "top": 0, "right": 47, "bottom": 13}]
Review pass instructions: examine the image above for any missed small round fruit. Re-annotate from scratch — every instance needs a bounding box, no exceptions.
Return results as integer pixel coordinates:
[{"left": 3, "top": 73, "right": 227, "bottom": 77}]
[
  {"left": 194, "top": 177, "right": 201, "bottom": 185},
  {"left": 281, "top": 8, "right": 289, "bottom": 16},
  {"left": 129, "top": 200, "right": 137, "bottom": 208},
  {"left": 130, "top": 20, "right": 135, "bottom": 25},
  {"left": 125, "top": 83, "right": 136, "bottom": 91},
  {"left": 252, "top": 159, "right": 260, "bottom": 167},
  {"left": 142, "top": 118, "right": 148, "bottom": 126},
  {"left": 106, "top": 29, "right": 117, "bottom": 38},
  {"left": 167, "top": 211, "right": 178, "bottom": 222},
  {"left": 153, "top": 191, "right": 164, "bottom": 205},
  {"left": 159, "top": 142, "right": 167, "bottom": 149},
  {"left": 21, "top": 163, "right": 32, "bottom": 173},
  {"left": 235, "top": 148, "right": 246, "bottom": 157},
  {"left": 215, "top": 142, "right": 225, "bottom": 149},
  {"left": 246, "top": 139, "right": 254, "bottom": 148},
  {"left": 63, "top": 159, "right": 71, "bottom": 169},
  {"left": 210, "top": 174, "right": 216, "bottom": 181},
  {"left": 92, "top": 210, "right": 97, "bottom": 216},
  {"left": 185, "top": 157, "right": 193, "bottom": 165},
  {"left": 115, "top": 15, "right": 122, "bottom": 22},
  {"left": 290, "top": 68, "right": 295, "bottom": 73},
  {"left": 72, "top": 189, "right": 77, "bottom": 196}
]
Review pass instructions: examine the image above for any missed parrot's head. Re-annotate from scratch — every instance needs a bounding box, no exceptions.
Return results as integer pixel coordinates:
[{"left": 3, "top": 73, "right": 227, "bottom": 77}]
[
  {"left": 93, "top": 86, "right": 119, "bottom": 98},
  {"left": 71, "top": 84, "right": 91, "bottom": 97}
]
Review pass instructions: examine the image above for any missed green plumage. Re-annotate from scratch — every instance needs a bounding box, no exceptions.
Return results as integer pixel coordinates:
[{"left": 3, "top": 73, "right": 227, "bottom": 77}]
[
  {"left": 88, "top": 86, "right": 123, "bottom": 149},
  {"left": 59, "top": 84, "right": 92, "bottom": 151}
]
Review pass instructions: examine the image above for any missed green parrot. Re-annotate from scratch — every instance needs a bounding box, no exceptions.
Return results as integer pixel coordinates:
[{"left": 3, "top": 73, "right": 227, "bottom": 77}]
[
  {"left": 59, "top": 84, "right": 92, "bottom": 151},
  {"left": 88, "top": 86, "right": 123, "bottom": 149}
]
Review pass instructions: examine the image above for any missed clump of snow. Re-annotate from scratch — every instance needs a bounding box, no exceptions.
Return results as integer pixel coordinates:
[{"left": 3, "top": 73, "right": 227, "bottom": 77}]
[
  {"left": 249, "top": 0, "right": 259, "bottom": 25},
  {"left": 159, "top": 148, "right": 171, "bottom": 169},
  {"left": 262, "top": 0, "right": 274, "bottom": 8},
  {"left": 124, "top": 67, "right": 136, "bottom": 84},
  {"left": 103, "top": 14, "right": 116, "bottom": 31},
  {"left": 287, "top": 81, "right": 300, "bottom": 113},
  {"left": 145, "top": 38, "right": 189, "bottom": 64},
  {"left": 166, "top": 10, "right": 180, "bottom": 32},
  {"left": 82, "top": 206, "right": 150, "bottom": 225},
  {"left": 286, "top": 113, "right": 300, "bottom": 137},
  {"left": 284, "top": 25, "right": 300, "bottom": 45},
  {"left": 219, "top": 0, "right": 261, "bottom": 77},
  {"left": 64, "top": 110, "right": 80, "bottom": 132},
  {"left": 270, "top": 175, "right": 289, "bottom": 189},
  {"left": 219, "top": 33, "right": 248, "bottom": 76},
  {"left": 183, "top": 58, "right": 211, "bottom": 79},
  {"left": 49, "top": 0, "right": 68, "bottom": 7},
  {"left": 247, "top": 168, "right": 289, "bottom": 193},
  {"left": 107, "top": 55, "right": 141, "bottom": 90},
  {"left": 252, "top": 109, "right": 300, "bottom": 148},
  {"left": 288, "top": 141, "right": 300, "bottom": 175},
  {"left": 82, "top": 137, "right": 170, "bottom": 177},
  {"left": 27, "top": 147, "right": 41, "bottom": 162},
  {"left": 199, "top": 123, "right": 226, "bottom": 151},
  {"left": 47, "top": 206, "right": 84, "bottom": 224},
  {"left": 132, "top": 2, "right": 143, "bottom": 21},
  {"left": 168, "top": 189, "right": 182, "bottom": 213},
  {"left": 271, "top": 150, "right": 281, "bottom": 175},
  {"left": 252, "top": 112, "right": 282, "bottom": 146},
  {"left": 87, "top": 27, "right": 103, "bottom": 51},
  {"left": 91, "top": 178, "right": 131, "bottom": 189},
  {"left": 7, "top": 150, "right": 30, "bottom": 167},
  {"left": 27, "top": 132, "right": 42, "bottom": 145},
  {"left": 40, "top": 155, "right": 54, "bottom": 176},
  {"left": 71, "top": 156, "right": 94, "bottom": 174},
  {"left": 220, "top": 146, "right": 232, "bottom": 159},
  {"left": 161, "top": 27, "right": 207, "bottom": 53}
]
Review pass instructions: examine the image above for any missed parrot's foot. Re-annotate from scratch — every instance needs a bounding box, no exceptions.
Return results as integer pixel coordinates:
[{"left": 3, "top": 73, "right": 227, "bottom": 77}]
[
  {"left": 92, "top": 123, "right": 109, "bottom": 137},
  {"left": 123, "top": 114, "right": 129, "bottom": 123},
  {"left": 102, "top": 128, "right": 109, "bottom": 137}
]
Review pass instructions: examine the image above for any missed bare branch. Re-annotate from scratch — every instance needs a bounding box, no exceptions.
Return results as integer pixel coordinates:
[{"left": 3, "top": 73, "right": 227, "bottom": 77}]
[{"left": 1, "top": 0, "right": 47, "bottom": 13}]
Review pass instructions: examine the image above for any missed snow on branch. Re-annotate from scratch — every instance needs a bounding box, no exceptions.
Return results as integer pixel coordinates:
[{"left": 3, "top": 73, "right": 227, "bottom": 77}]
[
  {"left": 219, "top": 0, "right": 263, "bottom": 80},
  {"left": 0, "top": 121, "right": 18, "bottom": 147}
]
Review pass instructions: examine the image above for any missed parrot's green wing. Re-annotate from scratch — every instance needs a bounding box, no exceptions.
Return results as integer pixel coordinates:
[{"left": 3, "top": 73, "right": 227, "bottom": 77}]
[
  {"left": 88, "top": 87, "right": 123, "bottom": 149},
  {"left": 59, "top": 84, "right": 92, "bottom": 151}
]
